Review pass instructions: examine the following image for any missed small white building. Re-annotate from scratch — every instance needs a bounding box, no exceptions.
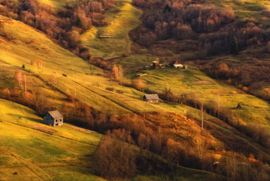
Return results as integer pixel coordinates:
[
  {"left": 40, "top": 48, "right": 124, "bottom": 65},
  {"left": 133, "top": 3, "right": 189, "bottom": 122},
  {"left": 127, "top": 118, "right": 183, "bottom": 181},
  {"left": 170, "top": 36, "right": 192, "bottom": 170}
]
[{"left": 173, "top": 63, "right": 183, "bottom": 68}]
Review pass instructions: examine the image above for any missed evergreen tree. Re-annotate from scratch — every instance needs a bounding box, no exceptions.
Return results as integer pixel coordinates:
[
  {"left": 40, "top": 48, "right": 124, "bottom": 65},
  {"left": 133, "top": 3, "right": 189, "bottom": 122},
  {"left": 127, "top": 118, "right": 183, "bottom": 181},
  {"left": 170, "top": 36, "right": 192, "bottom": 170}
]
[
  {"left": 163, "top": 4, "right": 171, "bottom": 13},
  {"left": 22, "top": 64, "right": 25, "bottom": 69},
  {"left": 76, "top": 17, "right": 83, "bottom": 28},
  {"left": 230, "top": 37, "right": 239, "bottom": 55}
]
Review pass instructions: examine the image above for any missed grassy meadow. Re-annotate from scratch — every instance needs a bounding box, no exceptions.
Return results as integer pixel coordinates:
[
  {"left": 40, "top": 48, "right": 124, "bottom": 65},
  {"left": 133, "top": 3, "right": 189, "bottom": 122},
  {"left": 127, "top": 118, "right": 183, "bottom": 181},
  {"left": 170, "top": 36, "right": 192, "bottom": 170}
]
[
  {"left": 0, "top": 99, "right": 212, "bottom": 181},
  {"left": 0, "top": 98, "right": 105, "bottom": 181},
  {"left": 80, "top": 0, "right": 143, "bottom": 58},
  {"left": 128, "top": 66, "right": 270, "bottom": 131},
  {"left": 203, "top": 0, "right": 270, "bottom": 27},
  {"left": 0, "top": 15, "right": 163, "bottom": 115}
]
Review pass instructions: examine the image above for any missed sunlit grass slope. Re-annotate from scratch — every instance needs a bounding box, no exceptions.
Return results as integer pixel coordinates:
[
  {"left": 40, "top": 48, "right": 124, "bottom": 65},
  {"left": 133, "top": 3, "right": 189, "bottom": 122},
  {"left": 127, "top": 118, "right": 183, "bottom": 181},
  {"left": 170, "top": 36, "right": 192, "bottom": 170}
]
[
  {"left": 0, "top": 98, "right": 105, "bottom": 181},
  {"left": 0, "top": 98, "right": 213, "bottom": 181},
  {"left": 0, "top": 15, "right": 168, "bottom": 114},
  {"left": 130, "top": 66, "right": 270, "bottom": 131},
  {"left": 80, "top": 0, "right": 143, "bottom": 58},
  {"left": 204, "top": 0, "right": 270, "bottom": 28}
]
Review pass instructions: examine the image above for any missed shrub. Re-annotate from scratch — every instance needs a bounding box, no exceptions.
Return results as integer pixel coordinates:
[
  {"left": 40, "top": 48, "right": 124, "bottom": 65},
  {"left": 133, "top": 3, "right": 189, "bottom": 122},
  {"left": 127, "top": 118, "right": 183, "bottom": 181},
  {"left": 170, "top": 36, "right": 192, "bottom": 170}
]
[
  {"left": 230, "top": 37, "right": 239, "bottom": 55},
  {"left": 93, "top": 134, "right": 137, "bottom": 179},
  {"left": 106, "top": 87, "right": 114, "bottom": 92},
  {"left": 116, "top": 90, "right": 123, "bottom": 94},
  {"left": 76, "top": 17, "right": 83, "bottom": 28}
]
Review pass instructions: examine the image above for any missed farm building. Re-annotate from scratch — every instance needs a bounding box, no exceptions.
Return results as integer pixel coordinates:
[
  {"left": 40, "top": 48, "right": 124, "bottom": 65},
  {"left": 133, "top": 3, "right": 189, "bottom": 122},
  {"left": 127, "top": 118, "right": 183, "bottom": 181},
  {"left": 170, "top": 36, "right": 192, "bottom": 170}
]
[
  {"left": 236, "top": 103, "right": 242, "bottom": 110},
  {"left": 170, "top": 61, "right": 183, "bottom": 68},
  {"left": 143, "top": 94, "right": 159, "bottom": 103},
  {"left": 153, "top": 61, "right": 159, "bottom": 69},
  {"left": 43, "top": 110, "right": 63, "bottom": 126}
]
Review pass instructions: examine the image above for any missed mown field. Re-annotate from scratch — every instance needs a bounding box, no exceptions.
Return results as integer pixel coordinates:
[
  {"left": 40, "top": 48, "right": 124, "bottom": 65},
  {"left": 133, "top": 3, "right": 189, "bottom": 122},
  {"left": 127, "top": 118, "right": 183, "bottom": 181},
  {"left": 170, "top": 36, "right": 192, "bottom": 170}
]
[{"left": 80, "top": 0, "right": 143, "bottom": 58}]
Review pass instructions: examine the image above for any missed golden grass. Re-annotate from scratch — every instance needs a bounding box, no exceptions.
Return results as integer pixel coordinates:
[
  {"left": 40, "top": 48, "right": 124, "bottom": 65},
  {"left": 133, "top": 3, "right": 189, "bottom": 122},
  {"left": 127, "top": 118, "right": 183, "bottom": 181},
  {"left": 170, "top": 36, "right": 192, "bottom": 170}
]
[
  {"left": 0, "top": 15, "right": 162, "bottom": 115},
  {"left": 131, "top": 67, "right": 270, "bottom": 131},
  {"left": 80, "top": 0, "right": 143, "bottom": 58},
  {"left": 0, "top": 98, "right": 105, "bottom": 180}
]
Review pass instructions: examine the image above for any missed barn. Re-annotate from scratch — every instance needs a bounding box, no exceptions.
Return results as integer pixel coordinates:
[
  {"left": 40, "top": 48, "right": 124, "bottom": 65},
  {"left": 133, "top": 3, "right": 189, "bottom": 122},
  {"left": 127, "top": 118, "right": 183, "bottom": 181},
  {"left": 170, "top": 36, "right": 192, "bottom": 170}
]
[
  {"left": 43, "top": 110, "right": 63, "bottom": 126},
  {"left": 143, "top": 94, "right": 159, "bottom": 103}
]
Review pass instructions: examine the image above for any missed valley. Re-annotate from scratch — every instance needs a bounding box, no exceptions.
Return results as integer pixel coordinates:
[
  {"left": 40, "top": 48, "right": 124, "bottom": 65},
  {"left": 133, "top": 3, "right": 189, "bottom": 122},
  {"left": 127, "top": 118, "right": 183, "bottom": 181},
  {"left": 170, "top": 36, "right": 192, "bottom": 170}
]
[{"left": 1, "top": 0, "right": 270, "bottom": 180}]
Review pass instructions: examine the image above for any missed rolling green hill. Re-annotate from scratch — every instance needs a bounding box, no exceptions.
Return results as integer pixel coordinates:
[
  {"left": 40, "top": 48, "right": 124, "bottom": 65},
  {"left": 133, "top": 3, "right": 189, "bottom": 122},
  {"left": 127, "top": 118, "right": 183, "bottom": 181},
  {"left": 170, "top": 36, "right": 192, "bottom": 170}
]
[
  {"left": 1, "top": 0, "right": 270, "bottom": 179},
  {"left": 125, "top": 65, "right": 270, "bottom": 131},
  {"left": 0, "top": 98, "right": 215, "bottom": 181},
  {"left": 0, "top": 15, "right": 164, "bottom": 115},
  {"left": 80, "top": 0, "right": 143, "bottom": 58},
  {"left": 0, "top": 98, "right": 105, "bottom": 181}
]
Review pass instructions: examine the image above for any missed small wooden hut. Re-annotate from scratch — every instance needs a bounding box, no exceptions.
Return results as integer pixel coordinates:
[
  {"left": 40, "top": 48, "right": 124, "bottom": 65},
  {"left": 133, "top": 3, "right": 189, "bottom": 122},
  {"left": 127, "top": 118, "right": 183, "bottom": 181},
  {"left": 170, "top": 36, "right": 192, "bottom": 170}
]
[
  {"left": 143, "top": 94, "right": 159, "bottom": 103},
  {"left": 43, "top": 110, "right": 63, "bottom": 126},
  {"left": 235, "top": 103, "right": 242, "bottom": 110}
]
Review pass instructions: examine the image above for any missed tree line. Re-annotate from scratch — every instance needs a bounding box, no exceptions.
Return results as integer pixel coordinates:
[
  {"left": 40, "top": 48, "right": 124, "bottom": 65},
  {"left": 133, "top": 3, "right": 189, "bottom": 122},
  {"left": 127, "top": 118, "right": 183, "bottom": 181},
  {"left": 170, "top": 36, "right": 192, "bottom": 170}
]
[
  {"left": 131, "top": 0, "right": 270, "bottom": 56},
  {"left": 0, "top": 0, "right": 113, "bottom": 60},
  {"left": 1, "top": 70, "right": 270, "bottom": 180}
]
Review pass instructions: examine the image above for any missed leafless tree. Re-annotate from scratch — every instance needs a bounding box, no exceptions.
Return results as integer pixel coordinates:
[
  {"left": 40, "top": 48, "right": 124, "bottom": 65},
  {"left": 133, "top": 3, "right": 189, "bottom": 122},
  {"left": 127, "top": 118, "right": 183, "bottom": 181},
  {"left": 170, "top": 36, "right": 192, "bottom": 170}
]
[
  {"left": 201, "top": 103, "right": 204, "bottom": 130},
  {"left": 0, "top": 20, "right": 4, "bottom": 28},
  {"left": 118, "top": 65, "right": 123, "bottom": 85},
  {"left": 37, "top": 59, "right": 43, "bottom": 75},
  {"left": 50, "top": 72, "right": 57, "bottom": 89},
  {"left": 22, "top": 73, "right": 27, "bottom": 96},
  {"left": 194, "top": 135, "right": 207, "bottom": 160},
  {"left": 112, "top": 64, "right": 119, "bottom": 80},
  {"left": 89, "top": 63, "right": 96, "bottom": 75},
  {"left": 14, "top": 70, "right": 23, "bottom": 89},
  {"left": 30, "top": 59, "right": 35, "bottom": 65}
]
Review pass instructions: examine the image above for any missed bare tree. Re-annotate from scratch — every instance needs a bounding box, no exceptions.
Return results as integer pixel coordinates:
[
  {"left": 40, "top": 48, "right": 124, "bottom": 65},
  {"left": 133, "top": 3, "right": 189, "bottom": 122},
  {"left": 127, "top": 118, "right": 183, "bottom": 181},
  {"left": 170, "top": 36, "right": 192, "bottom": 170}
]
[
  {"left": 118, "top": 65, "right": 123, "bottom": 85},
  {"left": 195, "top": 135, "right": 207, "bottom": 160},
  {"left": 14, "top": 70, "right": 23, "bottom": 89},
  {"left": 0, "top": 20, "right": 4, "bottom": 29},
  {"left": 37, "top": 59, "right": 43, "bottom": 75},
  {"left": 226, "top": 152, "right": 238, "bottom": 181},
  {"left": 30, "top": 59, "right": 35, "bottom": 65},
  {"left": 132, "top": 79, "right": 145, "bottom": 92},
  {"left": 22, "top": 73, "right": 27, "bottom": 96},
  {"left": 112, "top": 64, "right": 119, "bottom": 80},
  {"left": 50, "top": 72, "right": 57, "bottom": 89},
  {"left": 89, "top": 63, "right": 96, "bottom": 75},
  {"left": 201, "top": 103, "right": 204, "bottom": 130}
]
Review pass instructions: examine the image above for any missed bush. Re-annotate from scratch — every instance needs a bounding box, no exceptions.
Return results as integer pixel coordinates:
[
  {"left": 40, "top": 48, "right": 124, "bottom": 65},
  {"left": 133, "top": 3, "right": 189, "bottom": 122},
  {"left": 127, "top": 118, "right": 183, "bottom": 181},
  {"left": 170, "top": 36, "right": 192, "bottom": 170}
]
[
  {"left": 106, "top": 87, "right": 114, "bottom": 92},
  {"left": 231, "top": 37, "right": 239, "bottom": 55},
  {"left": 76, "top": 17, "right": 83, "bottom": 28},
  {"left": 116, "top": 90, "right": 123, "bottom": 94},
  {"left": 93, "top": 134, "right": 137, "bottom": 179}
]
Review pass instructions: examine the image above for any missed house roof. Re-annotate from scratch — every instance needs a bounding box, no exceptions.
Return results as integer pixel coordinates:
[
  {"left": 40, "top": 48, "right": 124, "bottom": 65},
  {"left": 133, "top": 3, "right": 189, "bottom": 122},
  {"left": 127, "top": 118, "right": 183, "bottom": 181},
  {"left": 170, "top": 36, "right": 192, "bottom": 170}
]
[
  {"left": 170, "top": 61, "right": 179, "bottom": 65},
  {"left": 174, "top": 64, "right": 183, "bottom": 66},
  {"left": 48, "top": 110, "right": 63, "bottom": 119},
  {"left": 144, "top": 94, "right": 159, "bottom": 100}
]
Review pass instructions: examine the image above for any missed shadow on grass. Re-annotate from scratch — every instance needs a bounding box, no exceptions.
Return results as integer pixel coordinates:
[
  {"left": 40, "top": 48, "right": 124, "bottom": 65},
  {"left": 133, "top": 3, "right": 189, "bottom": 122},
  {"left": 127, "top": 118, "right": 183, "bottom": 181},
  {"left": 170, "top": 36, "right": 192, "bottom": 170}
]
[{"left": 7, "top": 114, "right": 42, "bottom": 123}]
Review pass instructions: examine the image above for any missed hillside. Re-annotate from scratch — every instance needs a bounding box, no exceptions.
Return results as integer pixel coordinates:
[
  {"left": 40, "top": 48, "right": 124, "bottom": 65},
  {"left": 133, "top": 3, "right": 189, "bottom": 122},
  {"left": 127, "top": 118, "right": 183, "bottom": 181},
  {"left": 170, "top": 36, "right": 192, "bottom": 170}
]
[
  {"left": 0, "top": 15, "right": 165, "bottom": 115},
  {"left": 1, "top": 0, "right": 270, "bottom": 180},
  {"left": 80, "top": 0, "right": 143, "bottom": 58},
  {"left": 0, "top": 98, "right": 105, "bottom": 181},
  {"left": 0, "top": 99, "right": 214, "bottom": 180},
  {"left": 125, "top": 66, "right": 270, "bottom": 131},
  {"left": 129, "top": 0, "right": 270, "bottom": 100}
]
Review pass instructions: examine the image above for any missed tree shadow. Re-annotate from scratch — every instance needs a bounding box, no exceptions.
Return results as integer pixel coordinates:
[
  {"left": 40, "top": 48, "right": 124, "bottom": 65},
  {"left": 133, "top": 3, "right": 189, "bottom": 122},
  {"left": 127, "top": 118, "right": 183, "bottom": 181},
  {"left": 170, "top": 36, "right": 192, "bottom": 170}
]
[{"left": 7, "top": 113, "right": 42, "bottom": 123}]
